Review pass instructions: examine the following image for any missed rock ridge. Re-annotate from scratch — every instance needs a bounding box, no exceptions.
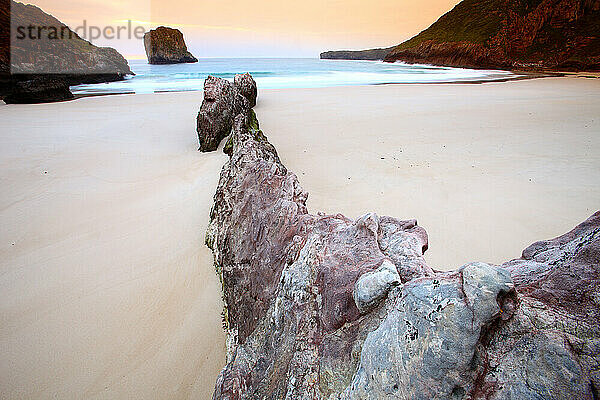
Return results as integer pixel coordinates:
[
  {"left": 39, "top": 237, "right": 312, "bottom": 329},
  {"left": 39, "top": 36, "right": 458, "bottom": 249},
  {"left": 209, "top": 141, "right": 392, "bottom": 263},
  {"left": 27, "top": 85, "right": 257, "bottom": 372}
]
[{"left": 202, "top": 75, "right": 600, "bottom": 399}]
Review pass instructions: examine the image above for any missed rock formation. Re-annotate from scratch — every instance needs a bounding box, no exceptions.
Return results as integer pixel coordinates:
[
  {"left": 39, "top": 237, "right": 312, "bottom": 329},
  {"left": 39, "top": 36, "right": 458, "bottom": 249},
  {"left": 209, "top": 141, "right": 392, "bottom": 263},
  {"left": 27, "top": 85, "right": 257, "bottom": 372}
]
[
  {"left": 201, "top": 74, "right": 600, "bottom": 399},
  {"left": 320, "top": 47, "right": 393, "bottom": 61},
  {"left": 0, "top": 0, "right": 132, "bottom": 103},
  {"left": 321, "top": 0, "right": 600, "bottom": 72},
  {"left": 196, "top": 73, "right": 257, "bottom": 152},
  {"left": 143, "top": 27, "right": 198, "bottom": 65}
]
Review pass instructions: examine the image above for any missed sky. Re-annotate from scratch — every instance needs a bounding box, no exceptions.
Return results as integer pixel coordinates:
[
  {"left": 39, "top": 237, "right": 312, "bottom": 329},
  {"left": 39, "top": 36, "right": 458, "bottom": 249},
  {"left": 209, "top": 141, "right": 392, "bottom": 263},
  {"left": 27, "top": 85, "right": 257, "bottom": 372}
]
[{"left": 22, "top": 0, "right": 461, "bottom": 58}]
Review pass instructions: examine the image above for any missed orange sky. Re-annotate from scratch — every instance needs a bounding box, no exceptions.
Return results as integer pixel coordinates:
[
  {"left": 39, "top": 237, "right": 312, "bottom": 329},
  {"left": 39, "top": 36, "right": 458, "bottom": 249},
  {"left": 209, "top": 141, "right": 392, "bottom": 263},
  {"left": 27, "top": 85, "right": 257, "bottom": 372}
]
[{"left": 22, "top": 0, "right": 460, "bottom": 58}]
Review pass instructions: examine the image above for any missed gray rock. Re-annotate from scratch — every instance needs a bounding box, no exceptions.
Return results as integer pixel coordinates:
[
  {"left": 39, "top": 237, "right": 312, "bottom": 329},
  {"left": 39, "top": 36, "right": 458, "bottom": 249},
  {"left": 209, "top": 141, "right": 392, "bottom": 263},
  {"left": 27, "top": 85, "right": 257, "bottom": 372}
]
[
  {"left": 353, "top": 259, "right": 401, "bottom": 314},
  {"left": 342, "top": 263, "right": 514, "bottom": 400}
]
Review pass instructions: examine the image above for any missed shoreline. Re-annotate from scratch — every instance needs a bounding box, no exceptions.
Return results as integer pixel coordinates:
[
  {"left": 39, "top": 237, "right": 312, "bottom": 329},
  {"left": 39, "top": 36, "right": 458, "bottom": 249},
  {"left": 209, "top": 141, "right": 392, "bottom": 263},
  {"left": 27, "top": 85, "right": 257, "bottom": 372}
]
[{"left": 58, "top": 71, "right": 557, "bottom": 102}]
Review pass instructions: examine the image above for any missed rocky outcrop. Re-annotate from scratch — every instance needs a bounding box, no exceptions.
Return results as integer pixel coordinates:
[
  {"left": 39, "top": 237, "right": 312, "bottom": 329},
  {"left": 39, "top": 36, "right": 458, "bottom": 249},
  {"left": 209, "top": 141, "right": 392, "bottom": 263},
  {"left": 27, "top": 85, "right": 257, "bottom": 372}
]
[
  {"left": 143, "top": 27, "right": 198, "bottom": 65},
  {"left": 196, "top": 73, "right": 257, "bottom": 152},
  {"left": 384, "top": 0, "right": 600, "bottom": 71},
  {"left": 320, "top": 47, "right": 393, "bottom": 61},
  {"left": 4, "top": 76, "right": 73, "bottom": 103},
  {"left": 1, "top": 0, "right": 132, "bottom": 103},
  {"left": 321, "top": 0, "right": 600, "bottom": 72},
  {"left": 202, "top": 75, "right": 600, "bottom": 399}
]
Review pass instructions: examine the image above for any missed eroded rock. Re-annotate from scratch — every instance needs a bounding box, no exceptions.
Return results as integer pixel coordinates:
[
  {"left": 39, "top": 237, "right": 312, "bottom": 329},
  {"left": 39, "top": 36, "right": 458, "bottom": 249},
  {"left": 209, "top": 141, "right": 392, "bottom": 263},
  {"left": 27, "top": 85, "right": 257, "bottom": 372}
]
[
  {"left": 196, "top": 75, "right": 257, "bottom": 152},
  {"left": 203, "top": 75, "right": 600, "bottom": 399},
  {"left": 234, "top": 73, "right": 257, "bottom": 108},
  {"left": 343, "top": 263, "right": 514, "bottom": 400}
]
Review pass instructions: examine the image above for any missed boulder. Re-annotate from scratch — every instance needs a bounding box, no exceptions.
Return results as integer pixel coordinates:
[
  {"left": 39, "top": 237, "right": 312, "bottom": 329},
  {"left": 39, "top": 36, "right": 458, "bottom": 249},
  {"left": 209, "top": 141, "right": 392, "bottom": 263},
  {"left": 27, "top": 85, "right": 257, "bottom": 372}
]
[{"left": 143, "top": 27, "right": 198, "bottom": 65}]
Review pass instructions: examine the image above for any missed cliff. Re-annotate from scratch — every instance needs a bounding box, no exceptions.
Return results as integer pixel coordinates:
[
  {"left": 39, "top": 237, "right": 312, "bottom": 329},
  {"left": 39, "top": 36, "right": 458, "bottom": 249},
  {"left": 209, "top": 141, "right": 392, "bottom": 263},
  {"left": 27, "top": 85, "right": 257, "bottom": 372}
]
[
  {"left": 143, "top": 27, "right": 198, "bottom": 65},
  {"left": 321, "top": 0, "right": 600, "bottom": 71},
  {"left": 199, "top": 75, "right": 600, "bottom": 399},
  {"left": 1, "top": 0, "right": 132, "bottom": 103}
]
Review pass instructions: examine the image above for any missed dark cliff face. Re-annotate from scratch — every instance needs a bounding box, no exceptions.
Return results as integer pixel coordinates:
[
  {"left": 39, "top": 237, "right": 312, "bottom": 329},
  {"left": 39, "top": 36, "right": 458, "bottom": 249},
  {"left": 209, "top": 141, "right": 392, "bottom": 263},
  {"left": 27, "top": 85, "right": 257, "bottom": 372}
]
[
  {"left": 143, "top": 27, "right": 198, "bottom": 65},
  {"left": 384, "top": 0, "right": 600, "bottom": 71},
  {"left": 1, "top": 0, "right": 133, "bottom": 103}
]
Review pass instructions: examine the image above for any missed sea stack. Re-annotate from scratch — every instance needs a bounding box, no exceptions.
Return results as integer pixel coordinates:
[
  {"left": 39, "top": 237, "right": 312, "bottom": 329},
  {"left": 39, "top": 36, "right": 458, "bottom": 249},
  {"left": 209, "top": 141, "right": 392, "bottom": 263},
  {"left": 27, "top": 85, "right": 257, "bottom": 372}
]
[{"left": 143, "top": 27, "right": 198, "bottom": 65}]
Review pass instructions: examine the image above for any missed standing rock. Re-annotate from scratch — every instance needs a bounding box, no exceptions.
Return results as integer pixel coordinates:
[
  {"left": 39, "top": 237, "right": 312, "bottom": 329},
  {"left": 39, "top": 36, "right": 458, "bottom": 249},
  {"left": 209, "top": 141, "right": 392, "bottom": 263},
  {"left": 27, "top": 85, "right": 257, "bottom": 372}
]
[
  {"left": 196, "top": 74, "right": 257, "bottom": 152},
  {"left": 234, "top": 73, "right": 258, "bottom": 108},
  {"left": 143, "top": 27, "right": 198, "bottom": 65}
]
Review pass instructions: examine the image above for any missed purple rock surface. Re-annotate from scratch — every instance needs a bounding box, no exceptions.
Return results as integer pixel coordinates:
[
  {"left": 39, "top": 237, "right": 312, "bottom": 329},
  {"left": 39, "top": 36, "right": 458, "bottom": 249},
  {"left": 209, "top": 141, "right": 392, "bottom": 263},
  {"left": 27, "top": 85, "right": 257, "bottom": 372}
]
[{"left": 201, "top": 75, "right": 600, "bottom": 399}]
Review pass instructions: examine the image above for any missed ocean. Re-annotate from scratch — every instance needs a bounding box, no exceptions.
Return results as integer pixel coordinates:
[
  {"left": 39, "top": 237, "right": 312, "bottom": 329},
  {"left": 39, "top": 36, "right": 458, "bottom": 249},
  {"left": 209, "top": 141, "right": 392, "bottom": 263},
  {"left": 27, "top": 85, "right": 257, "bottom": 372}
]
[{"left": 71, "top": 58, "right": 519, "bottom": 95}]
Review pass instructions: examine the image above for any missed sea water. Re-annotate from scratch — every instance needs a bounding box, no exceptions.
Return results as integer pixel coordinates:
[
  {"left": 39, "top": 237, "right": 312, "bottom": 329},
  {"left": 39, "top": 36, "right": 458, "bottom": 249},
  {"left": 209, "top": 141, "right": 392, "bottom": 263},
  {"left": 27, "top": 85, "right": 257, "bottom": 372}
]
[{"left": 71, "top": 58, "right": 518, "bottom": 95}]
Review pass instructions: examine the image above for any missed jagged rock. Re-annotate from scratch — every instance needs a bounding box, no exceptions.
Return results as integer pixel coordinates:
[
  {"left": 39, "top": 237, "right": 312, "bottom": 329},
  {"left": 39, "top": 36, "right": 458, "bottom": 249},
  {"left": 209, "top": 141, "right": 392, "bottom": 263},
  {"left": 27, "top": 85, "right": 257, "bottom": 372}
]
[
  {"left": 206, "top": 106, "right": 430, "bottom": 399},
  {"left": 143, "top": 27, "right": 198, "bottom": 65},
  {"left": 196, "top": 75, "right": 257, "bottom": 152},
  {"left": 343, "top": 263, "right": 515, "bottom": 400},
  {"left": 234, "top": 73, "right": 257, "bottom": 108},
  {"left": 204, "top": 75, "right": 600, "bottom": 399}
]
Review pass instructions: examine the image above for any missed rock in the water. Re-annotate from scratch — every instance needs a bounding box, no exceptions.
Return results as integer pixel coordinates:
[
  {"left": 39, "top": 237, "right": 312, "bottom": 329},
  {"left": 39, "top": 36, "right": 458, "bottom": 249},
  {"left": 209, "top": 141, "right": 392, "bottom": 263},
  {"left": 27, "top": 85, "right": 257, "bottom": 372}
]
[
  {"left": 204, "top": 75, "right": 600, "bottom": 399},
  {"left": 196, "top": 74, "right": 257, "bottom": 152},
  {"left": 320, "top": 47, "right": 393, "bottom": 61},
  {"left": 143, "top": 27, "right": 198, "bottom": 65}
]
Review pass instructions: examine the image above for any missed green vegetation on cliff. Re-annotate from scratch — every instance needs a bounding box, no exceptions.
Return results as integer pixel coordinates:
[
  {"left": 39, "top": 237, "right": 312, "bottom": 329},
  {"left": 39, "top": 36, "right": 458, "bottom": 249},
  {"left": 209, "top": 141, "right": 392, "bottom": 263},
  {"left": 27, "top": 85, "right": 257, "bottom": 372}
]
[{"left": 321, "top": 0, "right": 600, "bottom": 71}]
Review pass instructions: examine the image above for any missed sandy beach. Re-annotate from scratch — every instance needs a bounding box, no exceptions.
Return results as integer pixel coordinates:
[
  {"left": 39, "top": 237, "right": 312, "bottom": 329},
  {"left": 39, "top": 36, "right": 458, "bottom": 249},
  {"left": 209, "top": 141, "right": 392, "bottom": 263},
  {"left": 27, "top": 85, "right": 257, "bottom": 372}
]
[{"left": 1, "top": 76, "right": 599, "bottom": 399}]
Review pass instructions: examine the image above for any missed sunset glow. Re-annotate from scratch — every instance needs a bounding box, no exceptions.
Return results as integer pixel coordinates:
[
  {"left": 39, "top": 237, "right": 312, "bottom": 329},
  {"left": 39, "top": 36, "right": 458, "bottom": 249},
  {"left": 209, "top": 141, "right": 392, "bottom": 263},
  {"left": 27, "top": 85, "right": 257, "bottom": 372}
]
[{"left": 20, "top": 0, "right": 461, "bottom": 58}]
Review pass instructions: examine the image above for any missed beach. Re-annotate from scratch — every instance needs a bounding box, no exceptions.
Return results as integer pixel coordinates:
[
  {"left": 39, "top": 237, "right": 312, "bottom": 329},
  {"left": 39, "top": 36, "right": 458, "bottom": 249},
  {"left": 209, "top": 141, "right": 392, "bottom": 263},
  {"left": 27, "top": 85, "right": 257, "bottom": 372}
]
[{"left": 1, "top": 76, "right": 599, "bottom": 399}]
